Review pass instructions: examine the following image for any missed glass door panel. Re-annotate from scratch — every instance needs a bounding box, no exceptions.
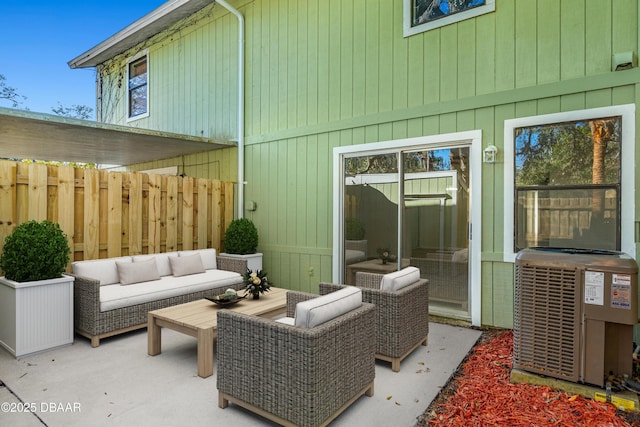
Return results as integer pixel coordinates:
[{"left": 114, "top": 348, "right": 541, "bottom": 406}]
[
  {"left": 343, "top": 153, "right": 399, "bottom": 284},
  {"left": 404, "top": 148, "right": 470, "bottom": 317}
]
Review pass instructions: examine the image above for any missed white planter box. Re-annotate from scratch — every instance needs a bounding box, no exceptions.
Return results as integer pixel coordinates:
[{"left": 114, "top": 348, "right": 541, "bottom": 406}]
[
  {"left": 0, "top": 275, "right": 75, "bottom": 358},
  {"left": 220, "top": 252, "right": 263, "bottom": 272}
]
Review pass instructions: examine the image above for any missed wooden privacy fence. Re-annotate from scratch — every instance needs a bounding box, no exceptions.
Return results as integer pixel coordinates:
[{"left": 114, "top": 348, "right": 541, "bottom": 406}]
[
  {"left": 0, "top": 161, "right": 235, "bottom": 268},
  {"left": 518, "top": 192, "right": 617, "bottom": 247}
]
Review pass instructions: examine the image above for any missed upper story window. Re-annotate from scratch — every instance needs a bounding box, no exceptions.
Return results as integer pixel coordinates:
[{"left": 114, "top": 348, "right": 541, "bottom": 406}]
[
  {"left": 403, "top": 0, "right": 495, "bottom": 37},
  {"left": 127, "top": 53, "right": 148, "bottom": 120},
  {"left": 503, "top": 105, "right": 636, "bottom": 262}
]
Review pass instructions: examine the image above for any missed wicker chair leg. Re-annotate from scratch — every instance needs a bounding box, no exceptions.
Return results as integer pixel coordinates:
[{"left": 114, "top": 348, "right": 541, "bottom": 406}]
[
  {"left": 366, "top": 382, "right": 374, "bottom": 397},
  {"left": 218, "top": 392, "right": 229, "bottom": 409}
]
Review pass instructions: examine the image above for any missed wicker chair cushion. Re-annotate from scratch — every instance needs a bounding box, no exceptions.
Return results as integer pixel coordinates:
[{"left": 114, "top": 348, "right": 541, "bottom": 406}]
[
  {"left": 72, "top": 256, "right": 133, "bottom": 286},
  {"left": 294, "top": 286, "right": 362, "bottom": 328},
  {"left": 116, "top": 258, "right": 161, "bottom": 285},
  {"left": 169, "top": 254, "right": 206, "bottom": 277},
  {"left": 380, "top": 266, "right": 420, "bottom": 292},
  {"left": 178, "top": 248, "right": 217, "bottom": 270},
  {"left": 132, "top": 252, "right": 178, "bottom": 277}
]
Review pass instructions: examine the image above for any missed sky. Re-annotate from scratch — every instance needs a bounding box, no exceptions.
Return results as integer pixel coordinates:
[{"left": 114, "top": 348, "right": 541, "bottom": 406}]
[{"left": 1, "top": 1, "right": 167, "bottom": 119}]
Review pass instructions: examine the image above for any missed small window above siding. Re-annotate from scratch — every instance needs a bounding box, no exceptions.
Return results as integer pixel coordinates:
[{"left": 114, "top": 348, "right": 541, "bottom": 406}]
[
  {"left": 403, "top": 0, "right": 495, "bottom": 37},
  {"left": 127, "top": 53, "right": 148, "bottom": 120}
]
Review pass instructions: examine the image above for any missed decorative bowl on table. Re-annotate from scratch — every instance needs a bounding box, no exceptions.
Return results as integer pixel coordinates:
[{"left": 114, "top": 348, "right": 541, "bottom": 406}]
[{"left": 206, "top": 292, "right": 247, "bottom": 307}]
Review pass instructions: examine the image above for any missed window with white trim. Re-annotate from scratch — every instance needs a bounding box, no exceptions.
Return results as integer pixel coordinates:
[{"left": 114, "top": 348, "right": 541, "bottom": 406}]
[
  {"left": 127, "top": 53, "right": 148, "bottom": 120},
  {"left": 403, "top": 0, "right": 495, "bottom": 37},
  {"left": 503, "top": 105, "right": 636, "bottom": 262}
]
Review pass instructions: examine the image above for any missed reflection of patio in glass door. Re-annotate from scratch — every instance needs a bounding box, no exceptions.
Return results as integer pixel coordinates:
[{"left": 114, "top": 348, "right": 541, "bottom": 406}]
[
  {"left": 343, "top": 152, "right": 399, "bottom": 285},
  {"left": 342, "top": 147, "right": 470, "bottom": 319},
  {"left": 404, "top": 148, "right": 470, "bottom": 318}
]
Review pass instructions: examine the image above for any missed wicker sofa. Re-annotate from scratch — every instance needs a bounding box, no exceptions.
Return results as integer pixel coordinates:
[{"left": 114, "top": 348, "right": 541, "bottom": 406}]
[
  {"left": 320, "top": 267, "right": 429, "bottom": 372},
  {"left": 217, "top": 289, "right": 376, "bottom": 427},
  {"left": 71, "top": 249, "right": 246, "bottom": 347}
]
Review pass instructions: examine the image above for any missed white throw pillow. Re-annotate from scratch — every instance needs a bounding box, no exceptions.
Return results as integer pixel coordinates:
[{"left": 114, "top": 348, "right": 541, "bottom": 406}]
[
  {"left": 133, "top": 252, "right": 178, "bottom": 277},
  {"left": 380, "top": 266, "right": 420, "bottom": 292},
  {"left": 178, "top": 248, "right": 217, "bottom": 270},
  {"left": 169, "top": 254, "right": 206, "bottom": 277},
  {"left": 294, "top": 287, "right": 362, "bottom": 328},
  {"left": 116, "top": 258, "right": 161, "bottom": 285}
]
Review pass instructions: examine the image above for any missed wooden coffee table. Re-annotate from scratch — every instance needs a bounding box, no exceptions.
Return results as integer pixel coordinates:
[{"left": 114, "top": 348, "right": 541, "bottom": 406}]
[{"left": 147, "top": 287, "right": 287, "bottom": 378}]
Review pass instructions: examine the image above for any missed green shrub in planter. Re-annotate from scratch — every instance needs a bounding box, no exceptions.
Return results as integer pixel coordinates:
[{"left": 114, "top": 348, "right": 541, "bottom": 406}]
[
  {"left": 223, "top": 218, "right": 259, "bottom": 255},
  {"left": 345, "top": 217, "right": 365, "bottom": 240},
  {"left": 0, "top": 220, "right": 70, "bottom": 282}
]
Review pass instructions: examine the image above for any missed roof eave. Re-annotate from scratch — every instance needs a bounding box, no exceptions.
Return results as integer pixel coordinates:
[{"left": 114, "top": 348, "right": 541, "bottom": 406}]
[{"left": 68, "top": 0, "right": 213, "bottom": 69}]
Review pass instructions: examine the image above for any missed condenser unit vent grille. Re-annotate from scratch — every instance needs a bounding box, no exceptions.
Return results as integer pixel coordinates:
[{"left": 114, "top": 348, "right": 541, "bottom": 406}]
[{"left": 514, "top": 263, "right": 581, "bottom": 382}]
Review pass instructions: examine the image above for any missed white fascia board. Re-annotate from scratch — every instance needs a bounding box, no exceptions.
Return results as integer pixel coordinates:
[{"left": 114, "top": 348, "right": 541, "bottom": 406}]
[{"left": 68, "top": 0, "right": 211, "bottom": 69}]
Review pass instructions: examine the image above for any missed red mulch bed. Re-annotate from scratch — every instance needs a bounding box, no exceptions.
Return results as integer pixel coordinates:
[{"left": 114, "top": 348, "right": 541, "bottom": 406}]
[{"left": 418, "top": 329, "right": 639, "bottom": 427}]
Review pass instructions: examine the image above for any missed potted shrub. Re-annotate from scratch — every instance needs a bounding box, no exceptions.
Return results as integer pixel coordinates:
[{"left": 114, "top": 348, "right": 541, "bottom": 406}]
[
  {"left": 220, "top": 218, "right": 263, "bottom": 272},
  {"left": 345, "top": 217, "right": 365, "bottom": 241},
  {"left": 345, "top": 217, "right": 368, "bottom": 265},
  {"left": 0, "top": 220, "right": 74, "bottom": 358}
]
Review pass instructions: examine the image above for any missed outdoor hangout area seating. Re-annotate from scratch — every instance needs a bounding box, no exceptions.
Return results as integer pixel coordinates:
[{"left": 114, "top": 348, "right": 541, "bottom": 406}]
[
  {"left": 216, "top": 287, "right": 376, "bottom": 427},
  {"left": 70, "top": 249, "right": 247, "bottom": 347},
  {"left": 320, "top": 266, "right": 429, "bottom": 372}
]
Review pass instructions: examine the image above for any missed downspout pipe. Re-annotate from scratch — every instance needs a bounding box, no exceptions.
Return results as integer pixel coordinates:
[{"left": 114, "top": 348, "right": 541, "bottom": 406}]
[{"left": 215, "top": 0, "right": 245, "bottom": 218}]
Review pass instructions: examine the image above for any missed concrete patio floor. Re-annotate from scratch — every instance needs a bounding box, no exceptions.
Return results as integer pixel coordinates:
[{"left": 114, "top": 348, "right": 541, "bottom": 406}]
[{"left": 0, "top": 322, "right": 481, "bottom": 427}]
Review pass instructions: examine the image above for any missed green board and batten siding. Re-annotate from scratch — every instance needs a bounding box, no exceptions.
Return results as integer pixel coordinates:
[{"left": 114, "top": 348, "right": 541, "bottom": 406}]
[{"left": 100, "top": 0, "right": 640, "bottom": 328}]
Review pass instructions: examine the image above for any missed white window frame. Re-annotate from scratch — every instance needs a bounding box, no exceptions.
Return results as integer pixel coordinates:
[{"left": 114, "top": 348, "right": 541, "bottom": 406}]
[
  {"left": 503, "top": 104, "right": 636, "bottom": 263},
  {"left": 333, "top": 130, "right": 483, "bottom": 326},
  {"left": 126, "top": 50, "right": 149, "bottom": 121},
  {"left": 403, "top": 0, "right": 495, "bottom": 37}
]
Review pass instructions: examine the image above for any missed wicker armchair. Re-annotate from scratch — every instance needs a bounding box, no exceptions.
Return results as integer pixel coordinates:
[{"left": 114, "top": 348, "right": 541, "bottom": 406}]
[
  {"left": 217, "top": 290, "right": 376, "bottom": 427},
  {"left": 320, "top": 272, "right": 429, "bottom": 372}
]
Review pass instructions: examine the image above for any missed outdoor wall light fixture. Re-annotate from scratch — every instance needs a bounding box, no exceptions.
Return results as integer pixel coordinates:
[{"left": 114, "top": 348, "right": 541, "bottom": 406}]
[{"left": 483, "top": 145, "right": 498, "bottom": 163}]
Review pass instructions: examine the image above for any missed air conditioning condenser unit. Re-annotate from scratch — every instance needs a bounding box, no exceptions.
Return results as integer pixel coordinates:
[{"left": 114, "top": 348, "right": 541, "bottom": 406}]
[{"left": 514, "top": 248, "right": 638, "bottom": 387}]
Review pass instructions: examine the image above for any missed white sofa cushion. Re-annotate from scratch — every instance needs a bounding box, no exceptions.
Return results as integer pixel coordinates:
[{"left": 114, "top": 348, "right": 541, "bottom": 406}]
[
  {"left": 72, "top": 256, "right": 133, "bottom": 286},
  {"left": 99, "top": 269, "right": 242, "bottom": 311},
  {"left": 179, "top": 248, "right": 217, "bottom": 270},
  {"left": 380, "top": 266, "right": 420, "bottom": 292},
  {"left": 169, "top": 254, "right": 206, "bottom": 277},
  {"left": 117, "top": 258, "right": 161, "bottom": 285},
  {"left": 132, "top": 252, "right": 178, "bottom": 277},
  {"left": 294, "top": 287, "right": 362, "bottom": 328}
]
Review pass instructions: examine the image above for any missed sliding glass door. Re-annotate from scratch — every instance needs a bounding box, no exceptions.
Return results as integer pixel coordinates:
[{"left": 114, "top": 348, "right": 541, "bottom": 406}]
[{"left": 340, "top": 144, "right": 471, "bottom": 319}]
